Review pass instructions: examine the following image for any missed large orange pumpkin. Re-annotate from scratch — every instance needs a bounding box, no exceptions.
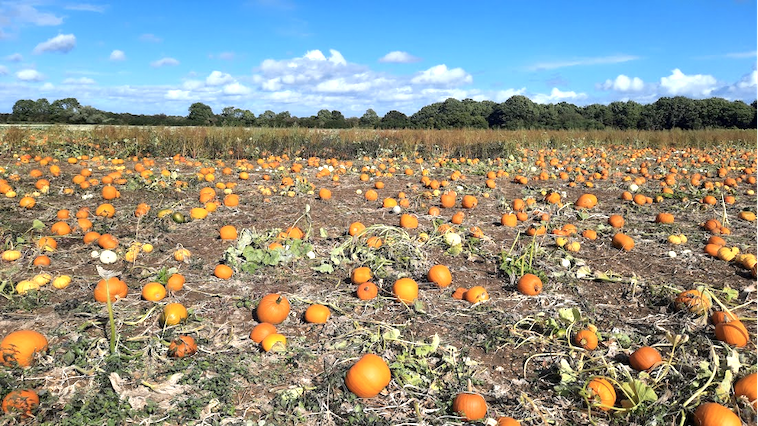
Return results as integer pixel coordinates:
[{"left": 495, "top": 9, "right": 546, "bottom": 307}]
[
  {"left": 587, "top": 377, "right": 616, "bottom": 411},
  {"left": 256, "top": 294, "right": 291, "bottom": 324},
  {"left": 452, "top": 392, "right": 487, "bottom": 421},
  {"left": 2, "top": 389, "right": 39, "bottom": 416},
  {"left": 94, "top": 277, "right": 128, "bottom": 303},
  {"left": 344, "top": 354, "right": 391, "bottom": 398},
  {"left": 692, "top": 402, "right": 741, "bottom": 426},
  {"left": 392, "top": 278, "right": 418, "bottom": 304},
  {"left": 428, "top": 264, "right": 452, "bottom": 288},
  {"left": 0, "top": 330, "right": 48, "bottom": 367}
]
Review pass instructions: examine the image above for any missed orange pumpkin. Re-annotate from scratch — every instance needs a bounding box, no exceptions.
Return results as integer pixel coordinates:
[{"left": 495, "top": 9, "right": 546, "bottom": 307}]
[
  {"left": 452, "top": 392, "right": 487, "bottom": 421},
  {"left": 428, "top": 264, "right": 452, "bottom": 288},
  {"left": 517, "top": 274, "right": 543, "bottom": 296},
  {"left": 399, "top": 214, "right": 419, "bottom": 229},
  {"left": 160, "top": 303, "right": 189, "bottom": 326},
  {"left": 674, "top": 289, "right": 711, "bottom": 315},
  {"left": 304, "top": 304, "right": 331, "bottom": 324},
  {"left": 574, "top": 329, "right": 598, "bottom": 350},
  {"left": 2, "top": 389, "right": 39, "bottom": 417},
  {"left": 94, "top": 277, "right": 128, "bottom": 303},
  {"left": 587, "top": 377, "right": 616, "bottom": 411},
  {"left": 715, "top": 320, "right": 749, "bottom": 347},
  {"left": 250, "top": 323, "right": 277, "bottom": 344},
  {"left": 256, "top": 294, "right": 290, "bottom": 324},
  {"left": 734, "top": 373, "right": 757, "bottom": 408},
  {"left": 356, "top": 282, "right": 379, "bottom": 300},
  {"left": 344, "top": 354, "right": 391, "bottom": 398},
  {"left": 392, "top": 277, "right": 418, "bottom": 304},
  {"left": 168, "top": 335, "right": 197, "bottom": 358},
  {"left": 575, "top": 193, "right": 598, "bottom": 209},
  {"left": 464, "top": 286, "right": 490, "bottom": 303},
  {"left": 0, "top": 330, "right": 48, "bottom": 367},
  {"left": 348, "top": 221, "right": 366, "bottom": 236},
  {"left": 141, "top": 282, "right": 167, "bottom": 301},
  {"left": 692, "top": 402, "right": 741, "bottom": 426},
  {"left": 611, "top": 233, "right": 634, "bottom": 251},
  {"left": 214, "top": 264, "right": 233, "bottom": 280},
  {"left": 629, "top": 346, "right": 662, "bottom": 371},
  {"left": 219, "top": 225, "right": 238, "bottom": 240}
]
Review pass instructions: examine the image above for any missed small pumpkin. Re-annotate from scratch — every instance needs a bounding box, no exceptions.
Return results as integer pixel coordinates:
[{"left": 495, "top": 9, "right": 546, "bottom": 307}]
[
  {"left": 160, "top": 303, "right": 189, "bottom": 326},
  {"left": 166, "top": 273, "right": 185, "bottom": 291},
  {"left": 574, "top": 329, "right": 598, "bottom": 351},
  {"left": 250, "top": 323, "right": 277, "bottom": 344},
  {"left": 94, "top": 277, "right": 128, "bottom": 303},
  {"left": 1, "top": 389, "right": 39, "bottom": 417},
  {"left": 452, "top": 392, "right": 487, "bottom": 421},
  {"left": 611, "top": 233, "right": 634, "bottom": 251},
  {"left": 715, "top": 320, "right": 749, "bottom": 347},
  {"left": 428, "top": 264, "right": 452, "bottom": 288},
  {"left": 734, "top": 372, "right": 757, "bottom": 408},
  {"left": 399, "top": 213, "right": 419, "bottom": 229},
  {"left": 214, "top": 264, "right": 233, "bottom": 279},
  {"left": 628, "top": 346, "right": 663, "bottom": 371},
  {"left": 575, "top": 193, "right": 598, "bottom": 209},
  {"left": 464, "top": 286, "right": 489, "bottom": 304},
  {"left": 674, "top": 289, "right": 711, "bottom": 315},
  {"left": 392, "top": 277, "right": 418, "bottom": 304},
  {"left": 141, "top": 282, "right": 167, "bottom": 301},
  {"left": 261, "top": 333, "right": 287, "bottom": 352},
  {"left": 219, "top": 225, "right": 238, "bottom": 240},
  {"left": 351, "top": 267, "right": 372, "bottom": 284},
  {"left": 1, "top": 250, "right": 22, "bottom": 262},
  {"left": 607, "top": 214, "right": 625, "bottom": 228},
  {"left": 168, "top": 335, "right": 197, "bottom": 358},
  {"left": 692, "top": 402, "right": 741, "bottom": 426},
  {"left": 496, "top": 417, "right": 521, "bottom": 426},
  {"left": 517, "top": 273, "right": 543, "bottom": 296},
  {"left": 304, "top": 304, "right": 331, "bottom": 324},
  {"left": 356, "top": 282, "right": 379, "bottom": 300},
  {"left": 256, "top": 294, "right": 291, "bottom": 324},
  {"left": 0, "top": 330, "right": 48, "bottom": 367},
  {"left": 586, "top": 377, "right": 616, "bottom": 411},
  {"left": 344, "top": 354, "right": 391, "bottom": 398}
]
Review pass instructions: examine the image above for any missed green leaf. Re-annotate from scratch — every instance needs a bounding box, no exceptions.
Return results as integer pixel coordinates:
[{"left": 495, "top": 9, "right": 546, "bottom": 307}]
[
  {"left": 726, "top": 348, "right": 742, "bottom": 374},
  {"left": 620, "top": 379, "right": 658, "bottom": 408},
  {"left": 311, "top": 263, "right": 334, "bottom": 274},
  {"left": 319, "top": 227, "right": 328, "bottom": 238},
  {"left": 722, "top": 285, "right": 738, "bottom": 302},
  {"left": 414, "top": 334, "right": 440, "bottom": 357},
  {"left": 31, "top": 219, "right": 45, "bottom": 230},
  {"left": 558, "top": 307, "right": 582, "bottom": 325},
  {"left": 382, "top": 328, "right": 400, "bottom": 341},
  {"left": 558, "top": 359, "right": 577, "bottom": 384},
  {"left": 715, "top": 370, "right": 733, "bottom": 402}
]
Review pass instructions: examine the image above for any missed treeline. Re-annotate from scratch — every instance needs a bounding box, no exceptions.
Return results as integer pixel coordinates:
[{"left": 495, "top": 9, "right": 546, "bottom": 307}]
[{"left": 3, "top": 95, "right": 756, "bottom": 131}]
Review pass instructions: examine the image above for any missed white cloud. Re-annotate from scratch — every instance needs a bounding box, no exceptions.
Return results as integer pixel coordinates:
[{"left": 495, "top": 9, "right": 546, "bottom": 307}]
[
  {"left": 33, "top": 34, "right": 76, "bottom": 54},
  {"left": 182, "top": 80, "right": 204, "bottom": 90},
  {"left": 63, "top": 77, "right": 96, "bottom": 85},
  {"left": 532, "top": 88, "right": 587, "bottom": 104},
  {"left": 223, "top": 82, "right": 251, "bottom": 95},
  {"left": 5, "top": 53, "right": 23, "bottom": 62},
  {"left": 16, "top": 69, "right": 44, "bottom": 81},
  {"left": 2, "top": 4, "right": 63, "bottom": 26},
  {"left": 379, "top": 51, "right": 421, "bottom": 63},
  {"left": 206, "top": 71, "right": 234, "bottom": 86},
  {"left": 713, "top": 69, "right": 758, "bottom": 101},
  {"left": 492, "top": 88, "right": 527, "bottom": 102},
  {"left": 328, "top": 49, "right": 346, "bottom": 66},
  {"left": 165, "top": 90, "right": 190, "bottom": 100},
  {"left": 151, "top": 57, "right": 180, "bottom": 67},
  {"left": 411, "top": 65, "right": 472, "bottom": 86},
  {"left": 109, "top": 50, "right": 126, "bottom": 61},
  {"left": 660, "top": 69, "right": 717, "bottom": 97},
  {"left": 724, "top": 51, "right": 757, "bottom": 59},
  {"left": 0, "top": 65, "right": 7, "bottom": 75},
  {"left": 315, "top": 78, "right": 371, "bottom": 93},
  {"left": 65, "top": 3, "right": 106, "bottom": 12},
  {"left": 40, "top": 82, "right": 55, "bottom": 91},
  {"left": 601, "top": 74, "right": 645, "bottom": 92},
  {"left": 528, "top": 55, "right": 639, "bottom": 71},
  {"left": 140, "top": 33, "right": 162, "bottom": 43}
]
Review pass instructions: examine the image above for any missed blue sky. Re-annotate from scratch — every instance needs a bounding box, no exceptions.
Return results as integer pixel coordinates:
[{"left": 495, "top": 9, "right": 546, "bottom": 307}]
[{"left": 0, "top": 0, "right": 756, "bottom": 118}]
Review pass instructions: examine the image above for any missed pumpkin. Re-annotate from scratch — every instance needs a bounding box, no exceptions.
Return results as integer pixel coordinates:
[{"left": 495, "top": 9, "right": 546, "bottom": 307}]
[
  {"left": 214, "top": 264, "right": 233, "bottom": 279},
  {"left": 174, "top": 248, "right": 191, "bottom": 262},
  {"left": 440, "top": 192, "right": 456, "bottom": 208},
  {"left": 348, "top": 222, "right": 366, "bottom": 236},
  {"left": 0, "top": 330, "right": 48, "bottom": 367},
  {"left": 715, "top": 320, "right": 749, "bottom": 347},
  {"left": 465, "top": 286, "right": 489, "bottom": 304},
  {"left": 37, "top": 236, "right": 57, "bottom": 251},
  {"left": 97, "top": 233, "right": 119, "bottom": 250},
  {"left": 366, "top": 236, "right": 383, "bottom": 249},
  {"left": 674, "top": 289, "right": 711, "bottom": 315},
  {"left": 496, "top": 417, "right": 521, "bottom": 426},
  {"left": 52, "top": 275, "right": 72, "bottom": 289},
  {"left": 517, "top": 274, "right": 543, "bottom": 296},
  {"left": 586, "top": 377, "right": 616, "bottom": 411},
  {"left": 304, "top": 304, "right": 331, "bottom": 324},
  {"left": 574, "top": 329, "right": 598, "bottom": 350},
  {"left": 734, "top": 373, "right": 757, "bottom": 408},
  {"left": 629, "top": 346, "right": 662, "bottom": 371},
  {"left": 318, "top": 188, "right": 332, "bottom": 200},
  {"left": 250, "top": 323, "right": 277, "bottom": 343},
  {"left": 461, "top": 195, "right": 478, "bottom": 209},
  {"left": 575, "top": 193, "right": 598, "bottom": 209},
  {"left": 1, "top": 250, "right": 22, "bottom": 262},
  {"left": 611, "top": 233, "right": 634, "bottom": 251},
  {"left": 356, "top": 282, "right": 379, "bottom": 300},
  {"left": 428, "top": 264, "right": 452, "bottom": 288},
  {"left": 261, "top": 333, "right": 287, "bottom": 352},
  {"left": 351, "top": 267, "right": 372, "bottom": 284},
  {"left": 655, "top": 212, "right": 675, "bottom": 224},
  {"left": 160, "top": 303, "right": 189, "bottom": 326},
  {"left": 500, "top": 213, "right": 517, "bottom": 227},
  {"left": 141, "top": 282, "right": 167, "bottom": 301},
  {"left": 256, "top": 294, "right": 290, "bottom": 324},
  {"left": 1, "top": 389, "right": 39, "bottom": 417},
  {"left": 219, "top": 225, "right": 238, "bottom": 240},
  {"left": 399, "top": 214, "right": 419, "bottom": 229},
  {"left": 95, "top": 203, "right": 115, "bottom": 218},
  {"left": 452, "top": 392, "right": 487, "bottom": 421},
  {"left": 344, "top": 354, "right": 391, "bottom": 398},
  {"left": 166, "top": 273, "right": 185, "bottom": 291},
  {"left": 711, "top": 310, "right": 738, "bottom": 325},
  {"left": 392, "top": 277, "right": 418, "bottom": 304},
  {"left": 94, "top": 277, "right": 128, "bottom": 303},
  {"left": 692, "top": 402, "right": 741, "bottom": 426},
  {"left": 607, "top": 214, "right": 625, "bottom": 228},
  {"left": 168, "top": 335, "right": 197, "bottom": 358}
]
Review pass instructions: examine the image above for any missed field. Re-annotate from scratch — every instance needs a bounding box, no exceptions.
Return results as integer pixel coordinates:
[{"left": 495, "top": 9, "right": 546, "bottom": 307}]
[{"left": 0, "top": 126, "right": 756, "bottom": 425}]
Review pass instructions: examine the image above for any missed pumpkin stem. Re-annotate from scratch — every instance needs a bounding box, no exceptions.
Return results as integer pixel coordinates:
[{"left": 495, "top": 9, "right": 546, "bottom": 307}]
[{"left": 466, "top": 378, "right": 473, "bottom": 393}]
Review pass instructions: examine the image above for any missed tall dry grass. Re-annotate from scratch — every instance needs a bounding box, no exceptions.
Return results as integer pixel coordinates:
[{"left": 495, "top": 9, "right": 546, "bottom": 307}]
[{"left": 0, "top": 125, "right": 754, "bottom": 159}]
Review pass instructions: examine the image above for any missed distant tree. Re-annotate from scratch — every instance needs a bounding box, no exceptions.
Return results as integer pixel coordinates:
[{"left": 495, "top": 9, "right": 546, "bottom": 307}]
[
  {"left": 257, "top": 110, "right": 276, "bottom": 127},
  {"left": 359, "top": 109, "right": 380, "bottom": 128},
  {"left": 187, "top": 102, "right": 216, "bottom": 125},
  {"left": 274, "top": 111, "right": 294, "bottom": 127},
  {"left": 379, "top": 110, "right": 410, "bottom": 129},
  {"left": 50, "top": 98, "right": 81, "bottom": 123},
  {"left": 11, "top": 99, "right": 37, "bottom": 122},
  {"left": 488, "top": 95, "right": 539, "bottom": 129}
]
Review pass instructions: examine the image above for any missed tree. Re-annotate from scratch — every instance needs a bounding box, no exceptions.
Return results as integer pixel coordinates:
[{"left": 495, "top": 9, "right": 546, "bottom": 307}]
[
  {"left": 187, "top": 102, "right": 216, "bottom": 125},
  {"left": 488, "top": 95, "right": 539, "bottom": 129},
  {"left": 257, "top": 110, "right": 276, "bottom": 127},
  {"left": 379, "top": 110, "right": 409, "bottom": 129},
  {"left": 359, "top": 109, "right": 380, "bottom": 128},
  {"left": 50, "top": 98, "right": 81, "bottom": 123},
  {"left": 11, "top": 99, "right": 37, "bottom": 122}
]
